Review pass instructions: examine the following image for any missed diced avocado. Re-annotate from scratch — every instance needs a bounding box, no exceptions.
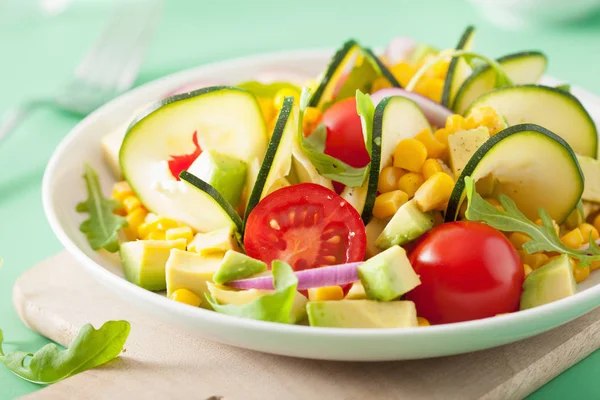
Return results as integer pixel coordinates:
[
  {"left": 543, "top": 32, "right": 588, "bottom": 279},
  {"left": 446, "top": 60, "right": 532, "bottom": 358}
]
[
  {"left": 120, "top": 239, "right": 187, "bottom": 291},
  {"left": 213, "top": 250, "right": 267, "bottom": 284},
  {"left": 206, "top": 282, "right": 307, "bottom": 323},
  {"left": 576, "top": 155, "right": 600, "bottom": 203},
  {"left": 187, "top": 150, "right": 247, "bottom": 208},
  {"left": 520, "top": 254, "right": 577, "bottom": 311},
  {"left": 165, "top": 249, "right": 223, "bottom": 305},
  {"left": 358, "top": 246, "right": 421, "bottom": 301},
  {"left": 307, "top": 300, "right": 418, "bottom": 328},
  {"left": 448, "top": 126, "right": 489, "bottom": 179},
  {"left": 375, "top": 199, "right": 434, "bottom": 249},
  {"left": 187, "top": 225, "right": 239, "bottom": 255},
  {"left": 365, "top": 217, "right": 387, "bottom": 258},
  {"left": 345, "top": 282, "right": 367, "bottom": 300}
]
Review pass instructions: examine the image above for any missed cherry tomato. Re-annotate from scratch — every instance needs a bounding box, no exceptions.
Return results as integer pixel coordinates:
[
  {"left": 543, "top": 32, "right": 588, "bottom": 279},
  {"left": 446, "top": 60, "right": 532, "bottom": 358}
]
[
  {"left": 244, "top": 183, "right": 367, "bottom": 271},
  {"left": 406, "top": 221, "right": 524, "bottom": 324}
]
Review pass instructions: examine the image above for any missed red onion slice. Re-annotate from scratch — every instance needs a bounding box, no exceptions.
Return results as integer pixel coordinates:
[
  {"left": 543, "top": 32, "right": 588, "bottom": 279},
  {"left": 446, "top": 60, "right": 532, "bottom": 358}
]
[{"left": 227, "top": 262, "right": 362, "bottom": 290}]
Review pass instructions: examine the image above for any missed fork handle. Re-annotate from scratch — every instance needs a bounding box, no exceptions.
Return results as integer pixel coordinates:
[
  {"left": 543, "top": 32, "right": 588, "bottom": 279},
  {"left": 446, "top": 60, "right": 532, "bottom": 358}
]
[{"left": 0, "top": 101, "right": 51, "bottom": 145}]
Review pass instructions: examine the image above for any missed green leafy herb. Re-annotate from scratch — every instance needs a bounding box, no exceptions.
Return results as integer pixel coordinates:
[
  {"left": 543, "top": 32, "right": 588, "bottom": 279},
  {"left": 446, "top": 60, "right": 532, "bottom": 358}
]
[
  {"left": 205, "top": 260, "right": 298, "bottom": 323},
  {"left": 236, "top": 81, "right": 300, "bottom": 98},
  {"left": 0, "top": 321, "right": 130, "bottom": 385},
  {"left": 77, "top": 164, "right": 127, "bottom": 253},
  {"left": 296, "top": 88, "right": 373, "bottom": 187},
  {"left": 464, "top": 176, "right": 600, "bottom": 266}
]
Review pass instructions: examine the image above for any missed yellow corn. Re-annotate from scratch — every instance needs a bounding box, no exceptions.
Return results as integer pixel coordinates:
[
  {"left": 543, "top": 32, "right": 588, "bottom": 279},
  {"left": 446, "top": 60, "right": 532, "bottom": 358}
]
[
  {"left": 445, "top": 115, "right": 465, "bottom": 133},
  {"left": 591, "top": 261, "right": 600, "bottom": 271},
  {"left": 561, "top": 228, "right": 584, "bottom": 249},
  {"left": 579, "top": 223, "right": 599, "bottom": 244},
  {"left": 123, "top": 207, "right": 148, "bottom": 241},
  {"left": 572, "top": 260, "right": 590, "bottom": 283},
  {"left": 308, "top": 286, "right": 344, "bottom": 301},
  {"left": 122, "top": 195, "right": 142, "bottom": 214},
  {"left": 424, "top": 78, "right": 444, "bottom": 103},
  {"left": 371, "top": 76, "right": 392, "bottom": 92},
  {"left": 415, "top": 129, "right": 448, "bottom": 160},
  {"left": 508, "top": 232, "right": 531, "bottom": 250},
  {"left": 465, "top": 106, "right": 504, "bottom": 135},
  {"left": 273, "top": 88, "right": 299, "bottom": 110},
  {"left": 534, "top": 218, "right": 560, "bottom": 235},
  {"left": 413, "top": 172, "right": 454, "bottom": 212},
  {"left": 378, "top": 166, "right": 405, "bottom": 193},
  {"left": 144, "top": 230, "right": 166, "bottom": 241},
  {"left": 257, "top": 97, "right": 276, "bottom": 125},
  {"left": 303, "top": 106, "right": 322, "bottom": 135},
  {"left": 112, "top": 181, "right": 134, "bottom": 202},
  {"left": 421, "top": 158, "right": 443, "bottom": 180},
  {"left": 397, "top": 172, "right": 425, "bottom": 198},
  {"left": 393, "top": 139, "right": 428, "bottom": 172},
  {"left": 518, "top": 250, "right": 549, "bottom": 270},
  {"left": 373, "top": 190, "right": 409, "bottom": 219},
  {"left": 434, "top": 128, "right": 452, "bottom": 146},
  {"left": 166, "top": 226, "right": 194, "bottom": 244},
  {"left": 138, "top": 217, "right": 181, "bottom": 239},
  {"left": 417, "top": 317, "right": 430, "bottom": 327},
  {"left": 390, "top": 62, "right": 416, "bottom": 87},
  {"left": 523, "top": 264, "right": 533, "bottom": 277},
  {"left": 169, "top": 288, "right": 202, "bottom": 307}
]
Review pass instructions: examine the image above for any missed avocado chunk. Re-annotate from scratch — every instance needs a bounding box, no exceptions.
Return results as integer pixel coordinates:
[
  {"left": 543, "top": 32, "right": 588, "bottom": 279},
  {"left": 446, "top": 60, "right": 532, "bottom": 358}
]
[
  {"left": 187, "top": 225, "right": 239, "bottom": 255},
  {"left": 187, "top": 150, "right": 247, "bottom": 208},
  {"left": 165, "top": 249, "right": 223, "bottom": 305},
  {"left": 448, "top": 126, "right": 490, "bottom": 178},
  {"left": 576, "top": 155, "right": 600, "bottom": 203},
  {"left": 213, "top": 250, "right": 267, "bottom": 285},
  {"left": 207, "top": 282, "right": 307, "bottom": 323},
  {"left": 120, "top": 239, "right": 187, "bottom": 291},
  {"left": 307, "top": 300, "right": 418, "bottom": 328},
  {"left": 520, "top": 254, "right": 577, "bottom": 311},
  {"left": 375, "top": 200, "right": 434, "bottom": 249},
  {"left": 358, "top": 246, "right": 421, "bottom": 301},
  {"left": 345, "top": 282, "right": 367, "bottom": 300}
]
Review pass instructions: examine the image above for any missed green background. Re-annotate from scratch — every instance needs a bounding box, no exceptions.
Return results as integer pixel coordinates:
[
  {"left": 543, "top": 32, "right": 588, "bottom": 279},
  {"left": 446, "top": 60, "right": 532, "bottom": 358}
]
[{"left": 1, "top": 0, "right": 600, "bottom": 397}]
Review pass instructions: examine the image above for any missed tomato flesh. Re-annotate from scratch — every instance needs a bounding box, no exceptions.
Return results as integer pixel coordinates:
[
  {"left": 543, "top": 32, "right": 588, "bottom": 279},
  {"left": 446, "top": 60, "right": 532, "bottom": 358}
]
[
  {"left": 244, "top": 183, "right": 366, "bottom": 271},
  {"left": 406, "top": 221, "right": 524, "bottom": 324},
  {"left": 168, "top": 131, "right": 202, "bottom": 180}
]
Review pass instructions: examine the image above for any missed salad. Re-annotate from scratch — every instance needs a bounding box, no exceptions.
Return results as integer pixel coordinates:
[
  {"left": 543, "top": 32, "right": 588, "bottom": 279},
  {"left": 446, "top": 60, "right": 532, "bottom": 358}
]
[{"left": 79, "top": 25, "right": 600, "bottom": 328}]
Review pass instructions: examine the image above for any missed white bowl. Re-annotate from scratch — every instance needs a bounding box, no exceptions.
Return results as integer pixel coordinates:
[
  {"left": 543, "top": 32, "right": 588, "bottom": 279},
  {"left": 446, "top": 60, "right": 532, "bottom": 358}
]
[{"left": 42, "top": 49, "right": 600, "bottom": 361}]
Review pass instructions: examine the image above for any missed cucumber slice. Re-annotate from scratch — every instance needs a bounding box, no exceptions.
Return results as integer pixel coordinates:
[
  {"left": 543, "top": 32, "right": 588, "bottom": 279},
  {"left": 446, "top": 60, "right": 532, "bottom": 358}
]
[
  {"left": 343, "top": 96, "right": 431, "bottom": 221},
  {"left": 453, "top": 51, "right": 548, "bottom": 114},
  {"left": 120, "top": 86, "right": 267, "bottom": 231},
  {"left": 441, "top": 26, "right": 476, "bottom": 108},
  {"left": 445, "top": 124, "right": 584, "bottom": 224},
  {"left": 244, "top": 96, "right": 296, "bottom": 221},
  {"left": 466, "top": 84, "right": 597, "bottom": 157}
]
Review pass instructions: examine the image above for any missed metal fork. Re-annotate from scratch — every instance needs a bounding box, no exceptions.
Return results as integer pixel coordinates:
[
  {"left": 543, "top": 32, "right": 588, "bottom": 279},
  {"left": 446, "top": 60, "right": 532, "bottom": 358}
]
[{"left": 0, "top": 0, "right": 161, "bottom": 143}]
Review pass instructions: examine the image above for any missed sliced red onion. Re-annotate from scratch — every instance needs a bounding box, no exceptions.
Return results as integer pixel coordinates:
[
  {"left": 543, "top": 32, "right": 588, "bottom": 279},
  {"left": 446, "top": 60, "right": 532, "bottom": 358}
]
[
  {"left": 385, "top": 37, "right": 416, "bottom": 65},
  {"left": 227, "top": 261, "right": 362, "bottom": 290},
  {"left": 370, "top": 88, "right": 453, "bottom": 128}
]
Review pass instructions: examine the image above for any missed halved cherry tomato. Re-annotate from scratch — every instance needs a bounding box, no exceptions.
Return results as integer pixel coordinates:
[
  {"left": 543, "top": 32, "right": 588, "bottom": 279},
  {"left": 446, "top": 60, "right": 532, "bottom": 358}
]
[
  {"left": 406, "top": 221, "right": 524, "bottom": 324},
  {"left": 244, "top": 183, "right": 367, "bottom": 271}
]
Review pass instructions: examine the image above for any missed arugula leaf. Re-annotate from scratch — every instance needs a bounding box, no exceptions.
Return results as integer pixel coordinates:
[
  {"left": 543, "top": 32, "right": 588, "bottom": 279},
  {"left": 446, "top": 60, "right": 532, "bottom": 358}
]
[
  {"left": 205, "top": 260, "right": 298, "bottom": 323},
  {"left": 76, "top": 164, "right": 127, "bottom": 253},
  {"left": 236, "top": 81, "right": 300, "bottom": 98},
  {"left": 0, "top": 321, "right": 130, "bottom": 385},
  {"left": 296, "top": 88, "right": 373, "bottom": 187},
  {"left": 464, "top": 176, "right": 600, "bottom": 266}
]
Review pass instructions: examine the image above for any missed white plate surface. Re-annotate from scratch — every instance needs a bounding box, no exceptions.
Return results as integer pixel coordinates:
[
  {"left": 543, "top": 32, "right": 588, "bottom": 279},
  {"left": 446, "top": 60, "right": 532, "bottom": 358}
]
[{"left": 43, "top": 49, "right": 600, "bottom": 361}]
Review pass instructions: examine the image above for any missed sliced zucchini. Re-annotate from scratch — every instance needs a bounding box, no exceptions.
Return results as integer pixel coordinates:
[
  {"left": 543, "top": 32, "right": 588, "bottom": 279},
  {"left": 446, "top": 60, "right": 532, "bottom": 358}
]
[
  {"left": 466, "top": 85, "right": 597, "bottom": 157},
  {"left": 445, "top": 124, "right": 584, "bottom": 224},
  {"left": 120, "top": 86, "right": 268, "bottom": 231},
  {"left": 244, "top": 96, "right": 297, "bottom": 220},
  {"left": 343, "top": 96, "right": 431, "bottom": 221},
  {"left": 441, "top": 26, "right": 476, "bottom": 108},
  {"left": 453, "top": 51, "right": 548, "bottom": 114}
]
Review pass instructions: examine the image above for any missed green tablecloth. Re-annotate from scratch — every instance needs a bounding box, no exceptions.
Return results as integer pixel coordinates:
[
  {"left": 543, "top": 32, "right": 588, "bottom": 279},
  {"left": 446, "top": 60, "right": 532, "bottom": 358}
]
[{"left": 1, "top": 0, "right": 599, "bottom": 397}]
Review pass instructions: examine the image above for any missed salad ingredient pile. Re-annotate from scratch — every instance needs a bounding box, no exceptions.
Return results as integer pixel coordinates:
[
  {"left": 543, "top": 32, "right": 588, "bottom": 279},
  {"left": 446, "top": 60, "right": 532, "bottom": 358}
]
[{"left": 80, "top": 25, "right": 600, "bottom": 328}]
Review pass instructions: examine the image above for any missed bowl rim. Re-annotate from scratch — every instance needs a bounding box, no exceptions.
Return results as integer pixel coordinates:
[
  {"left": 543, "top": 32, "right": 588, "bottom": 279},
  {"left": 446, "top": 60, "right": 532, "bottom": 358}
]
[{"left": 42, "top": 47, "right": 600, "bottom": 341}]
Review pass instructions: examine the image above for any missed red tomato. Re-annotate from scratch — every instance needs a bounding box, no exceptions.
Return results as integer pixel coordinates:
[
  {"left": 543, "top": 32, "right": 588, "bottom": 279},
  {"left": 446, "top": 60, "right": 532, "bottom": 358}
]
[
  {"left": 244, "top": 183, "right": 367, "bottom": 271},
  {"left": 406, "top": 222, "right": 524, "bottom": 324}
]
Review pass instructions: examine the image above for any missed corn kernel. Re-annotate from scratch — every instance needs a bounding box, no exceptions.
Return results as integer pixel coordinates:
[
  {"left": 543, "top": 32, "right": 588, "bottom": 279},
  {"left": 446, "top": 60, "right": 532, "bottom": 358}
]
[
  {"left": 112, "top": 181, "right": 133, "bottom": 202},
  {"left": 426, "top": 60, "right": 450, "bottom": 80},
  {"left": 421, "top": 158, "right": 443, "bottom": 180},
  {"left": 424, "top": 78, "right": 445, "bottom": 103},
  {"left": 274, "top": 88, "right": 299, "bottom": 110},
  {"left": 378, "top": 166, "right": 405, "bottom": 193},
  {"left": 166, "top": 226, "right": 194, "bottom": 244},
  {"left": 534, "top": 218, "right": 560, "bottom": 235},
  {"left": 144, "top": 230, "right": 166, "bottom": 241},
  {"left": 434, "top": 128, "right": 452, "bottom": 146},
  {"left": 591, "top": 261, "right": 600, "bottom": 271},
  {"left": 417, "top": 317, "right": 430, "bottom": 327},
  {"left": 518, "top": 250, "right": 549, "bottom": 270},
  {"left": 122, "top": 195, "right": 142, "bottom": 214},
  {"left": 445, "top": 115, "right": 465, "bottom": 133},
  {"left": 509, "top": 232, "right": 531, "bottom": 250},
  {"left": 465, "top": 106, "right": 504, "bottom": 135},
  {"left": 393, "top": 139, "right": 428, "bottom": 172},
  {"left": 169, "top": 288, "right": 202, "bottom": 307},
  {"left": 390, "top": 62, "right": 416, "bottom": 87},
  {"left": 373, "top": 190, "right": 409, "bottom": 219},
  {"left": 308, "top": 286, "right": 344, "bottom": 301},
  {"left": 257, "top": 97, "right": 276, "bottom": 125},
  {"left": 138, "top": 217, "right": 181, "bottom": 238},
  {"left": 414, "top": 172, "right": 454, "bottom": 212},
  {"left": 303, "top": 106, "right": 322, "bottom": 135},
  {"left": 572, "top": 261, "right": 590, "bottom": 283},
  {"left": 579, "top": 223, "right": 599, "bottom": 244},
  {"left": 523, "top": 264, "right": 533, "bottom": 277},
  {"left": 415, "top": 129, "right": 448, "bottom": 160},
  {"left": 561, "top": 228, "right": 584, "bottom": 249},
  {"left": 398, "top": 172, "right": 424, "bottom": 198},
  {"left": 123, "top": 207, "right": 148, "bottom": 241}
]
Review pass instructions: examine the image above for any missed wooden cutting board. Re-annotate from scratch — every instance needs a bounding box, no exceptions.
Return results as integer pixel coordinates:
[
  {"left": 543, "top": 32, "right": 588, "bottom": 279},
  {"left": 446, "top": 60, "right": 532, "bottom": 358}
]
[{"left": 12, "top": 252, "right": 600, "bottom": 400}]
